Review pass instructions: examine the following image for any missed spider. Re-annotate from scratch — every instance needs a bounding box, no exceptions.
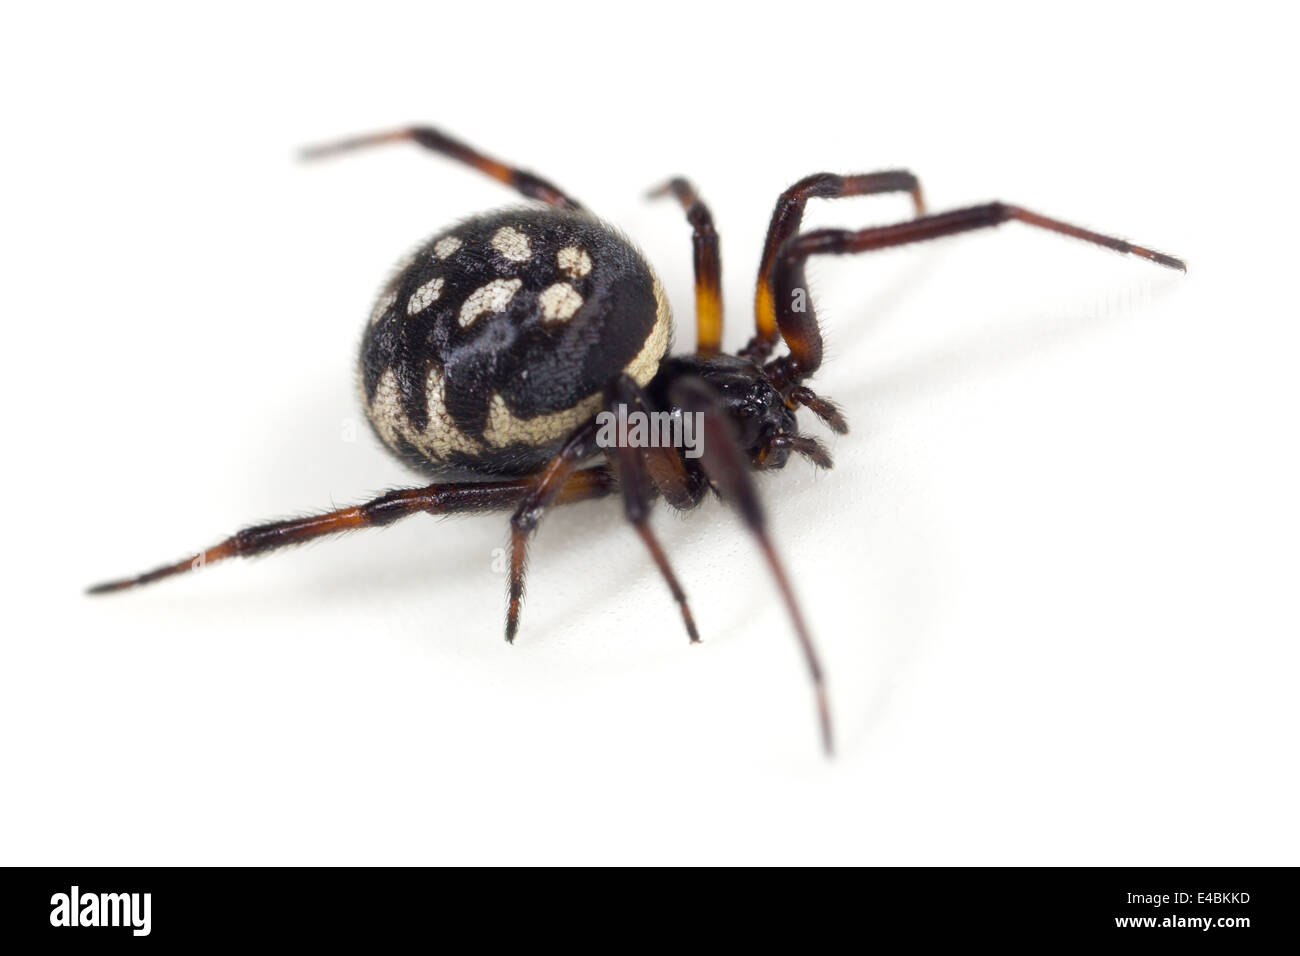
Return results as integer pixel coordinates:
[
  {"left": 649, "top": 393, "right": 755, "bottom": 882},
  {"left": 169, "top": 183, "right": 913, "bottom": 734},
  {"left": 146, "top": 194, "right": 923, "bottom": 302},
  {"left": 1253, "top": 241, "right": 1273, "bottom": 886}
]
[{"left": 88, "top": 125, "right": 1185, "bottom": 754}]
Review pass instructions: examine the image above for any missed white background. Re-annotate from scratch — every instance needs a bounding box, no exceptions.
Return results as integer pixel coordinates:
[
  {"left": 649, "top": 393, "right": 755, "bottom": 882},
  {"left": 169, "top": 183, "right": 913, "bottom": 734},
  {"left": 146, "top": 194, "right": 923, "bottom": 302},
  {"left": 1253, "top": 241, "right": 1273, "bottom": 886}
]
[{"left": 2, "top": 2, "right": 1295, "bottom": 865}]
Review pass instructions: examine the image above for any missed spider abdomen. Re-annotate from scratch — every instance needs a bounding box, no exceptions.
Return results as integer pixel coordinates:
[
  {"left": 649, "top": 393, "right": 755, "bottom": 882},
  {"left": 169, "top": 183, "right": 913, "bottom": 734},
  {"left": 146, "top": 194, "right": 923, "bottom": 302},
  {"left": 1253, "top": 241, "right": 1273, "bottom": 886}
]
[{"left": 360, "top": 207, "right": 671, "bottom": 477}]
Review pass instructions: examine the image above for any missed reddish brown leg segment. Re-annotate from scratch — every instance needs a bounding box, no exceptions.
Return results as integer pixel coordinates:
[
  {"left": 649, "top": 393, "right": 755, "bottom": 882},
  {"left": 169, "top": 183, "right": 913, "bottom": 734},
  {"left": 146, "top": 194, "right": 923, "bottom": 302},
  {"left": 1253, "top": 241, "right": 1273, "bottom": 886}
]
[
  {"left": 769, "top": 202, "right": 1187, "bottom": 381},
  {"left": 788, "top": 385, "right": 848, "bottom": 435},
  {"left": 505, "top": 421, "right": 602, "bottom": 642},
  {"left": 747, "top": 170, "right": 927, "bottom": 362},
  {"left": 605, "top": 374, "right": 701, "bottom": 643},
  {"left": 300, "top": 125, "right": 583, "bottom": 210},
  {"left": 641, "top": 438, "right": 707, "bottom": 512},
  {"left": 87, "top": 469, "right": 615, "bottom": 595},
  {"left": 648, "top": 177, "right": 724, "bottom": 355},
  {"left": 756, "top": 433, "right": 834, "bottom": 470}
]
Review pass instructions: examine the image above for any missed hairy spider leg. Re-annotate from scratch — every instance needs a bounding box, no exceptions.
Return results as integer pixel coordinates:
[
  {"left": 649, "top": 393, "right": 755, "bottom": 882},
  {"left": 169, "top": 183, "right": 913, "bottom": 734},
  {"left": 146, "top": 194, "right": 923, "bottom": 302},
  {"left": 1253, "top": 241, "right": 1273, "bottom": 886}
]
[
  {"left": 765, "top": 201, "right": 1186, "bottom": 384},
  {"left": 300, "top": 124, "right": 583, "bottom": 210},
  {"left": 503, "top": 384, "right": 705, "bottom": 647},
  {"left": 87, "top": 469, "right": 615, "bottom": 594},
  {"left": 749, "top": 171, "right": 928, "bottom": 363},
  {"left": 648, "top": 178, "right": 724, "bottom": 356}
]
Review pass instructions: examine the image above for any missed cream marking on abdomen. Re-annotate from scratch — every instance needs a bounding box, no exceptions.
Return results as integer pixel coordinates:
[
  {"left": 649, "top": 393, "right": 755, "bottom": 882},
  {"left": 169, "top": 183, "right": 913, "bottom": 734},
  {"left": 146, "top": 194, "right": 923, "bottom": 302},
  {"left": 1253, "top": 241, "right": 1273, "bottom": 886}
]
[
  {"left": 433, "top": 235, "right": 463, "bottom": 259},
  {"left": 482, "top": 391, "right": 604, "bottom": 449},
  {"left": 366, "top": 366, "right": 485, "bottom": 462},
  {"left": 538, "top": 282, "right": 584, "bottom": 324},
  {"left": 459, "top": 278, "right": 523, "bottom": 328},
  {"left": 491, "top": 226, "right": 532, "bottom": 262},
  {"left": 407, "top": 276, "right": 445, "bottom": 315},
  {"left": 556, "top": 246, "right": 592, "bottom": 278},
  {"left": 621, "top": 277, "right": 673, "bottom": 385}
]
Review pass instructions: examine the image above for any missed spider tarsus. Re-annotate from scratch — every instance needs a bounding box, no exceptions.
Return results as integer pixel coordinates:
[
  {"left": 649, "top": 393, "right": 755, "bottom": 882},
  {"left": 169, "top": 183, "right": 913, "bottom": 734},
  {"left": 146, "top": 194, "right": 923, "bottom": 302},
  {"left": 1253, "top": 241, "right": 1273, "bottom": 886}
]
[
  {"left": 298, "top": 129, "right": 409, "bottom": 163},
  {"left": 795, "top": 437, "right": 834, "bottom": 470},
  {"left": 763, "top": 434, "right": 833, "bottom": 470},
  {"left": 681, "top": 607, "right": 701, "bottom": 644},
  {"left": 86, "top": 553, "right": 205, "bottom": 595},
  {"left": 816, "top": 686, "right": 835, "bottom": 757},
  {"left": 1135, "top": 246, "right": 1187, "bottom": 272},
  {"left": 661, "top": 588, "right": 701, "bottom": 644},
  {"left": 810, "top": 404, "right": 849, "bottom": 437},
  {"left": 754, "top": 536, "right": 834, "bottom": 760},
  {"left": 819, "top": 406, "right": 850, "bottom": 436},
  {"left": 85, "top": 579, "right": 127, "bottom": 595},
  {"left": 790, "top": 386, "right": 849, "bottom": 435},
  {"left": 644, "top": 179, "right": 681, "bottom": 201},
  {"left": 297, "top": 141, "right": 349, "bottom": 162},
  {"left": 665, "top": 592, "right": 701, "bottom": 643}
]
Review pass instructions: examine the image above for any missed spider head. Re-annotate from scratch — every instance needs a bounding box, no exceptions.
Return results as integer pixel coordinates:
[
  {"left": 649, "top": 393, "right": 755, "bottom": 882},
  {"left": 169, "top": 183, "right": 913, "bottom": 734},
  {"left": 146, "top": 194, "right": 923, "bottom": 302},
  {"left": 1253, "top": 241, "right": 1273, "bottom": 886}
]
[{"left": 655, "top": 354, "right": 823, "bottom": 469}]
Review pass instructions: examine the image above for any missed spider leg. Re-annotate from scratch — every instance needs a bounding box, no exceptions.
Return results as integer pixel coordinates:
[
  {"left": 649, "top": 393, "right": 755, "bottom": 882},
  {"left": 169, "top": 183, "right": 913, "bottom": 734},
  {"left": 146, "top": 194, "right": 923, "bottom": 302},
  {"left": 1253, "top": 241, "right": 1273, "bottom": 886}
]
[
  {"left": 641, "top": 436, "right": 708, "bottom": 512},
  {"left": 605, "top": 374, "right": 703, "bottom": 643},
  {"left": 299, "top": 125, "right": 583, "bottom": 210},
  {"left": 755, "top": 433, "right": 834, "bottom": 470},
  {"left": 647, "top": 178, "right": 724, "bottom": 356},
  {"left": 86, "top": 468, "right": 614, "bottom": 595},
  {"left": 747, "top": 171, "right": 927, "bottom": 363},
  {"left": 503, "top": 382, "right": 708, "bottom": 645},
  {"left": 505, "top": 421, "right": 602, "bottom": 642},
  {"left": 670, "top": 376, "right": 834, "bottom": 755},
  {"left": 767, "top": 202, "right": 1187, "bottom": 382},
  {"left": 788, "top": 385, "right": 848, "bottom": 435}
]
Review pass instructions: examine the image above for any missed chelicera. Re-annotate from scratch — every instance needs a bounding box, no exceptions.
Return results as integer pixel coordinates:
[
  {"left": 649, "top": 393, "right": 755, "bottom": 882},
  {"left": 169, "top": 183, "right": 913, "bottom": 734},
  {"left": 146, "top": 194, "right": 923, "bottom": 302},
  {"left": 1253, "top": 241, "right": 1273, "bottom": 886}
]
[{"left": 89, "top": 125, "right": 1185, "bottom": 753}]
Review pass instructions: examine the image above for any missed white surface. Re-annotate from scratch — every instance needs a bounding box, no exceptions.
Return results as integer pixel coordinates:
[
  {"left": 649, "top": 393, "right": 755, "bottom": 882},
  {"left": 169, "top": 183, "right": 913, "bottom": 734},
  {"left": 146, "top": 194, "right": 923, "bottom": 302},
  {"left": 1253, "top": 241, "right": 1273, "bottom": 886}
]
[{"left": 2, "top": 1, "right": 1295, "bottom": 865}]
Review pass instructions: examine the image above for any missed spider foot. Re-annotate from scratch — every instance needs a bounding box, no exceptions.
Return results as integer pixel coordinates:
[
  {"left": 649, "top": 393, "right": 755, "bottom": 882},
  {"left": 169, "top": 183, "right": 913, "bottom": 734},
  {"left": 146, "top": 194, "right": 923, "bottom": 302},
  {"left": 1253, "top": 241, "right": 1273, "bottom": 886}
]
[{"left": 789, "top": 386, "right": 849, "bottom": 435}]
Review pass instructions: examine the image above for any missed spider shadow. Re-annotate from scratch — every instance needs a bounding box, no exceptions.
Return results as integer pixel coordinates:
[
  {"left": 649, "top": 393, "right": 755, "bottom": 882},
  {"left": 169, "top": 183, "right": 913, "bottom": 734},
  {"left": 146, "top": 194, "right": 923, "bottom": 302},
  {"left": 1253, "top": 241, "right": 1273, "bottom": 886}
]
[{"left": 828, "top": 248, "right": 1185, "bottom": 412}]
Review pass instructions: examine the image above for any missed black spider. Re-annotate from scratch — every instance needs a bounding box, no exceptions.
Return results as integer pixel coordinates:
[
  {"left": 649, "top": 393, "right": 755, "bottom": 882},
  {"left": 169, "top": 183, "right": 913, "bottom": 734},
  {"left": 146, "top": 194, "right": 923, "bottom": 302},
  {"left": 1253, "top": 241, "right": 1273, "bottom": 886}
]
[{"left": 88, "top": 125, "right": 1185, "bottom": 753}]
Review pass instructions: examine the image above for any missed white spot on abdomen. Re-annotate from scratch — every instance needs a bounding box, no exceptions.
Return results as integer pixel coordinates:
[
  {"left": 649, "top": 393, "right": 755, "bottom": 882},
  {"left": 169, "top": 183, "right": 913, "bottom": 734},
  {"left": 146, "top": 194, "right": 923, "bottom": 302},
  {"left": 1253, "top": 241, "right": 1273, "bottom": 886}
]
[
  {"left": 433, "top": 236, "right": 463, "bottom": 259},
  {"left": 491, "top": 226, "right": 532, "bottom": 261},
  {"left": 460, "top": 278, "right": 523, "bottom": 328},
  {"left": 538, "top": 283, "right": 583, "bottom": 323},
  {"left": 557, "top": 246, "right": 592, "bottom": 278},
  {"left": 407, "top": 276, "right": 445, "bottom": 315}
]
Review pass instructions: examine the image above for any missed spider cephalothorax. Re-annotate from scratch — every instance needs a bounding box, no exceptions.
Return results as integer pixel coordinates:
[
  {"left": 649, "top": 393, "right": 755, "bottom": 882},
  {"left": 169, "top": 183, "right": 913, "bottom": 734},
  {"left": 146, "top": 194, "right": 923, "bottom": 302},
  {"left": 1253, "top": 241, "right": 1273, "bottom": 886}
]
[
  {"left": 89, "top": 125, "right": 1184, "bottom": 754},
  {"left": 649, "top": 355, "right": 808, "bottom": 469}
]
